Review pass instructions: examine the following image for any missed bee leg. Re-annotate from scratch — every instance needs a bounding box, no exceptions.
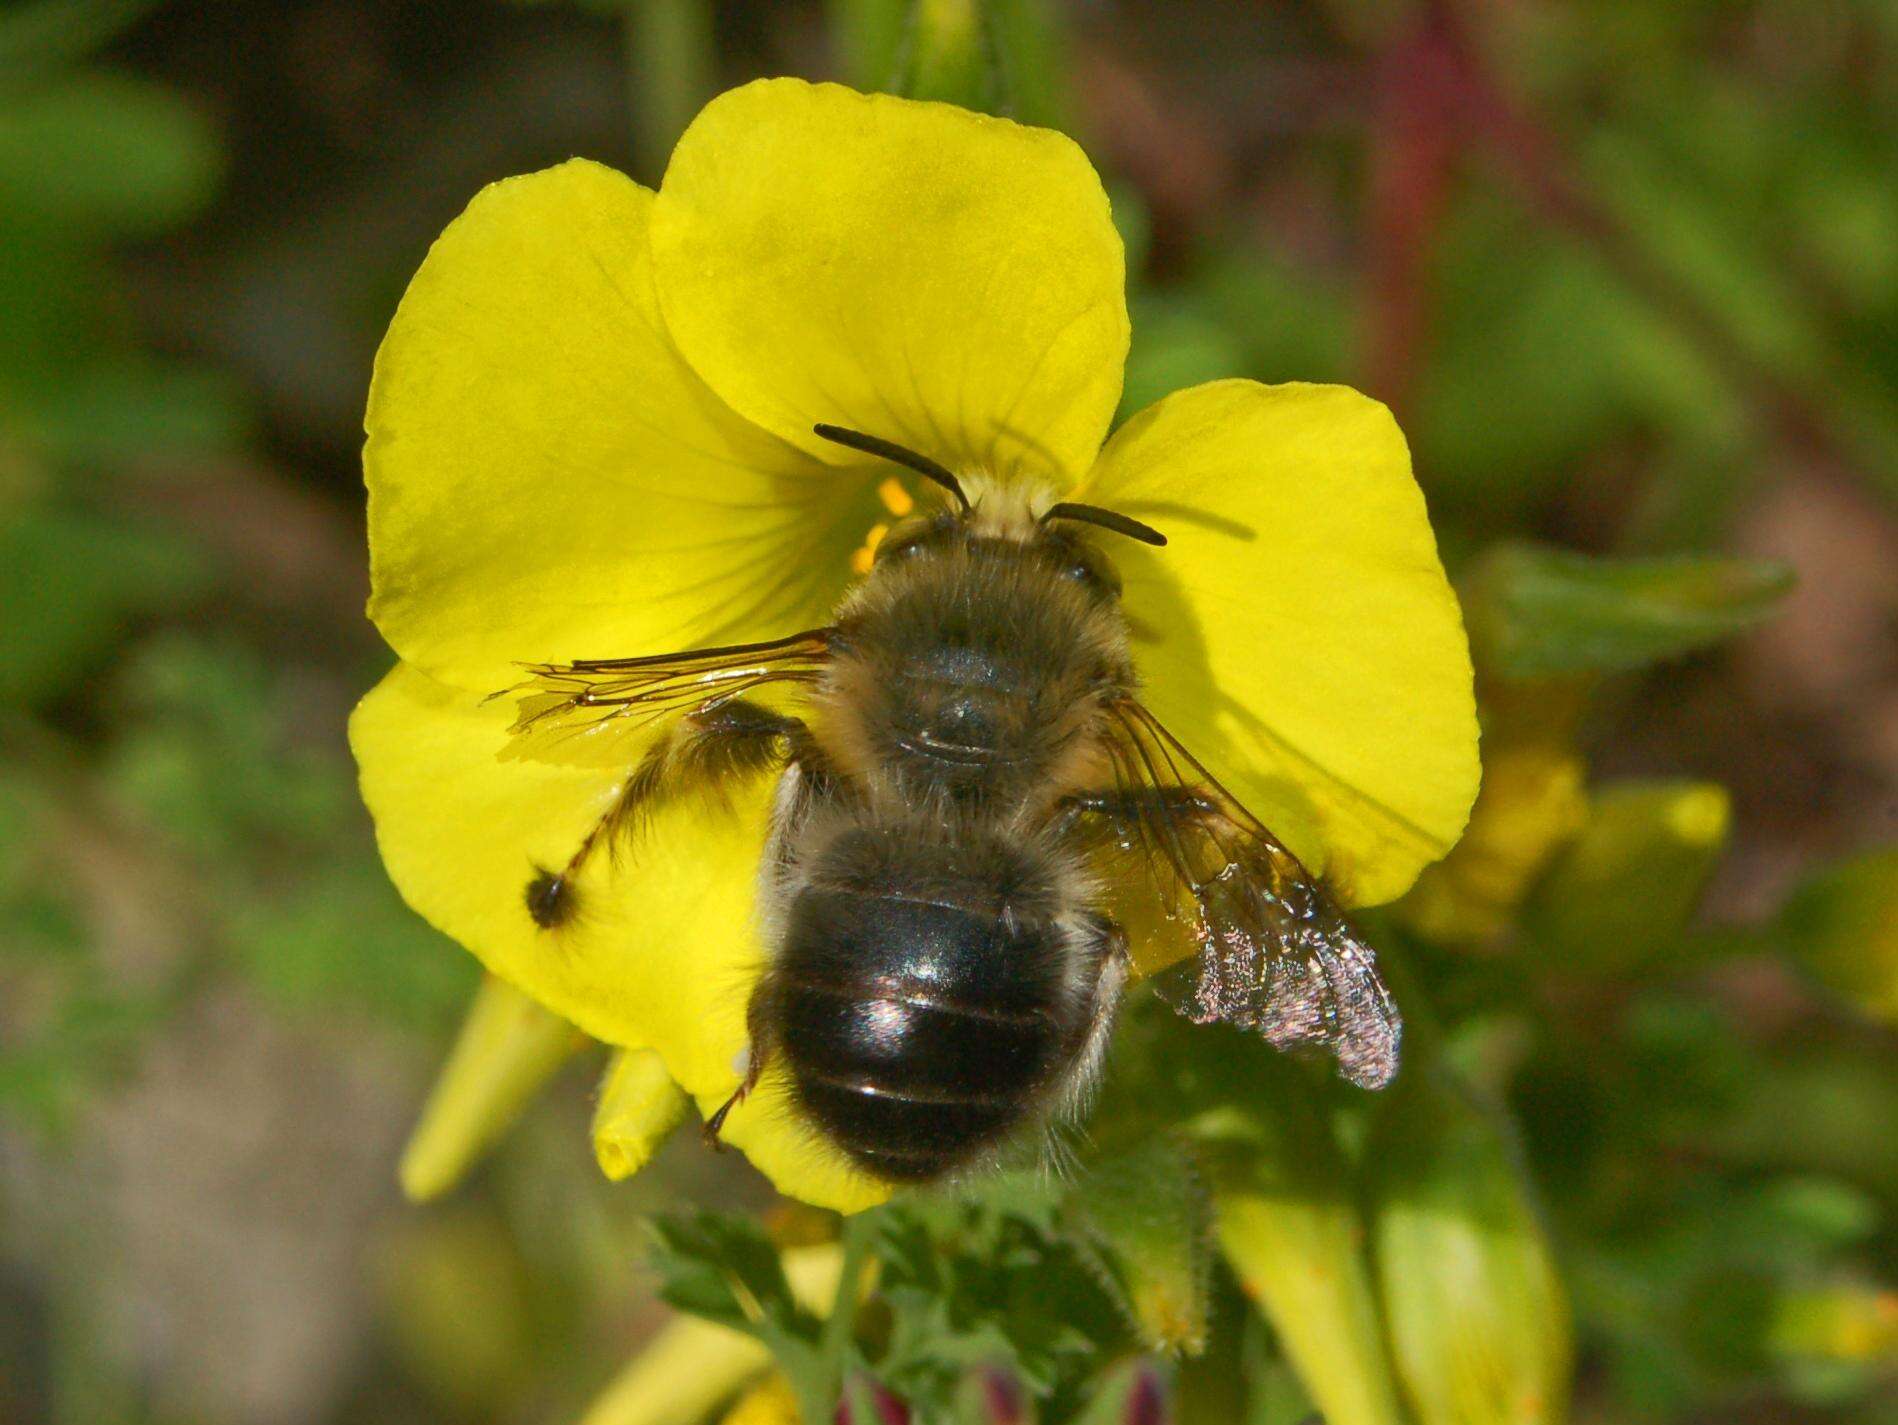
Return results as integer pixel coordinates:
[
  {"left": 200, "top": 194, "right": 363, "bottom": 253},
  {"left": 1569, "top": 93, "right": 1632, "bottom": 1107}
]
[
  {"left": 526, "top": 699, "right": 806, "bottom": 931},
  {"left": 702, "top": 950, "right": 800, "bottom": 1149},
  {"left": 1055, "top": 785, "right": 1219, "bottom": 831},
  {"left": 703, "top": 1044, "right": 768, "bottom": 1149},
  {"left": 1051, "top": 914, "right": 1129, "bottom": 1118}
]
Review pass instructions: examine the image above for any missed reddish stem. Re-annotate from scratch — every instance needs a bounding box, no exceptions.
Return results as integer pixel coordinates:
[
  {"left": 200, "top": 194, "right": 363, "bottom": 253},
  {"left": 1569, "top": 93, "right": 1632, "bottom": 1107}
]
[
  {"left": 1362, "top": 11, "right": 1466, "bottom": 416},
  {"left": 1424, "top": 0, "right": 1868, "bottom": 487}
]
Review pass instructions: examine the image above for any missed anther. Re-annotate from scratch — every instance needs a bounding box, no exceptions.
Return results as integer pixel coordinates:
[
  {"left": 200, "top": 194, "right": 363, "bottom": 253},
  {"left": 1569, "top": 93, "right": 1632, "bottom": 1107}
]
[{"left": 876, "top": 477, "right": 914, "bottom": 517}]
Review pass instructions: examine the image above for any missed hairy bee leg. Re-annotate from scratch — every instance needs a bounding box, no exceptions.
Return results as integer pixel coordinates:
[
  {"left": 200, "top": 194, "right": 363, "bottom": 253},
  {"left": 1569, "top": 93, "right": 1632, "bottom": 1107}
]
[
  {"left": 525, "top": 699, "right": 806, "bottom": 930},
  {"left": 1051, "top": 915, "right": 1129, "bottom": 1119}
]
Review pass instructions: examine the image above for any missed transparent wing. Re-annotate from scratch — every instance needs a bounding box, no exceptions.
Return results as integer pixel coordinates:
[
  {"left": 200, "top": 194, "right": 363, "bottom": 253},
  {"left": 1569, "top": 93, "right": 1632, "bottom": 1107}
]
[
  {"left": 1085, "top": 698, "right": 1401, "bottom": 1089},
  {"left": 490, "top": 628, "right": 833, "bottom": 767}
]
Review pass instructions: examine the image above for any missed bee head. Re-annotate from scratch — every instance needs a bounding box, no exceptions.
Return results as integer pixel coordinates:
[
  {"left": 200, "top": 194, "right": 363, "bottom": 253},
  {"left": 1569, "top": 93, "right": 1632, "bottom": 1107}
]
[{"left": 812, "top": 424, "right": 1165, "bottom": 599}]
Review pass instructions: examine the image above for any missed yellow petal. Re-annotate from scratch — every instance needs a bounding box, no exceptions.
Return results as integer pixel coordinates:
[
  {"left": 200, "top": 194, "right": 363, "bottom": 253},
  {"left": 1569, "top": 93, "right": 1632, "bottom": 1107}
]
[
  {"left": 577, "top": 1313, "right": 770, "bottom": 1425},
  {"left": 718, "top": 1374, "right": 801, "bottom": 1425},
  {"left": 1081, "top": 379, "right": 1480, "bottom": 905},
  {"left": 366, "top": 158, "right": 869, "bottom": 691},
  {"left": 651, "top": 78, "right": 1128, "bottom": 484},
  {"left": 399, "top": 974, "right": 585, "bottom": 1201},
  {"left": 351, "top": 660, "right": 875, "bottom": 1211},
  {"left": 709, "top": 1066, "right": 891, "bottom": 1216},
  {"left": 593, "top": 1048, "right": 688, "bottom": 1182}
]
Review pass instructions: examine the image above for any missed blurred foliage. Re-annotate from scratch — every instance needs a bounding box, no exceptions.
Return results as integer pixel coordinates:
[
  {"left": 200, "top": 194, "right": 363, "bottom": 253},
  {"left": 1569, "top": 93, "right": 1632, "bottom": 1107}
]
[{"left": 3, "top": 1, "right": 1896, "bottom": 1424}]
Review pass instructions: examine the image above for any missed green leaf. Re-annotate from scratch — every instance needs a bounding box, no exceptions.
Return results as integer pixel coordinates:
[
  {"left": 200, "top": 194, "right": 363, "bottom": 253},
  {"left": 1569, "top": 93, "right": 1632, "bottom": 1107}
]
[
  {"left": 646, "top": 1213, "right": 838, "bottom": 1425},
  {"left": 101, "top": 634, "right": 348, "bottom": 860},
  {"left": 1416, "top": 199, "right": 1658, "bottom": 517},
  {"left": 0, "top": 0, "right": 160, "bottom": 82},
  {"left": 0, "top": 71, "right": 222, "bottom": 236},
  {"left": 1069, "top": 1133, "right": 1213, "bottom": 1354},
  {"left": 1191, "top": 245, "right": 1351, "bottom": 388},
  {"left": 31, "top": 359, "right": 249, "bottom": 463},
  {"left": 869, "top": 1197, "right": 1124, "bottom": 1414},
  {"left": 648, "top": 1212, "right": 810, "bottom": 1337},
  {"left": 0, "top": 506, "right": 211, "bottom": 706},
  {"left": 1462, "top": 542, "right": 1793, "bottom": 679},
  {"left": 223, "top": 857, "right": 474, "bottom": 1034},
  {"left": 1119, "top": 292, "right": 1248, "bottom": 420}
]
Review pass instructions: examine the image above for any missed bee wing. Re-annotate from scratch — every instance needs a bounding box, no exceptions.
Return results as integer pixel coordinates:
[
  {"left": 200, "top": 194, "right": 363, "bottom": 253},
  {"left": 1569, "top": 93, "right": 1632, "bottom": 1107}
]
[
  {"left": 1087, "top": 698, "right": 1401, "bottom": 1090},
  {"left": 491, "top": 628, "right": 833, "bottom": 767}
]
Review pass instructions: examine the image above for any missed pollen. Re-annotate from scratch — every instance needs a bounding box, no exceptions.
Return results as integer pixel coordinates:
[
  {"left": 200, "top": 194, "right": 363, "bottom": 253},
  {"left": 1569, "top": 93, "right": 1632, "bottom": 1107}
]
[
  {"left": 850, "top": 520, "right": 891, "bottom": 576},
  {"left": 877, "top": 476, "right": 915, "bottom": 517}
]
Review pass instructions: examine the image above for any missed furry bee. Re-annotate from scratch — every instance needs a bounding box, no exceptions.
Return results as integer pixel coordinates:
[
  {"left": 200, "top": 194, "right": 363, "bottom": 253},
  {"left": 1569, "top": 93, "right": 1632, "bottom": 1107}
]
[{"left": 500, "top": 425, "right": 1400, "bottom": 1184}]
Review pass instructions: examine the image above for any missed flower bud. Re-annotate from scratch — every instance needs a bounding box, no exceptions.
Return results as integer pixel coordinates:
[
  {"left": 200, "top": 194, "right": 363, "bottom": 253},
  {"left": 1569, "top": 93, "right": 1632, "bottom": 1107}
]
[
  {"left": 593, "top": 1047, "right": 688, "bottom": 1181},
  {"left": 986, "top": 1367, "right": 1031, "bottom": 1424},
  {"left": 1778, "top": 847, "right": 1898, "bottom": 1023},
  {"left": 835, "top": 1377, "right": 909, "bottom": 1424},
  {"left": 1204, "top": 1085, "right": 1405, "bottom": 1425},
  {"left": 1400, "top": 743, "right": 1589, "bottom": 944},
  {"left": 1364, "top": 1068, "right": 1571, "bottom": 1425},
  {"left": 1072, "top": 1135, "right": 1212, "bottom": 1354},
  {"left": 1073, "top": 1359, "right": 1170, "bottom": 1425},
  {"left": 1523, "top": 778, "right": 1729, "bottom": 975},
  {"left": 953, "top": 1367, "right": 1036, "bottom": 1425},
  {"left": 581, "top": 1315, "right": 774, "bottom": 1425},
  {"left": 399, "top": 974, "right": 583, "bottom": 1201}
]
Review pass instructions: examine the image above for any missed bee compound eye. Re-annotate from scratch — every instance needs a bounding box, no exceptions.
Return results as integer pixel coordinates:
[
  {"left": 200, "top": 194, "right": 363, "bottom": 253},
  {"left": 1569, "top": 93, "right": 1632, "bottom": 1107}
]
[
  {"left": 1063, "top": 554, "right": 1121, "bottom": 598},
  {"left": 872, "top": 515, "right": 942, "bottom": 564}
]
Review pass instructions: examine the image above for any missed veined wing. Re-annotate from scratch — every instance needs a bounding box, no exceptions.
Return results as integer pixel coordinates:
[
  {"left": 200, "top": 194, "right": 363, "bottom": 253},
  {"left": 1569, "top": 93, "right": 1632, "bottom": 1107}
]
[
  {"left": 1084, "top": 697, "right": 1401, "bottom": 1089},
  {"left": 492, "top": 628, "right": 833, "bottom": 767}
]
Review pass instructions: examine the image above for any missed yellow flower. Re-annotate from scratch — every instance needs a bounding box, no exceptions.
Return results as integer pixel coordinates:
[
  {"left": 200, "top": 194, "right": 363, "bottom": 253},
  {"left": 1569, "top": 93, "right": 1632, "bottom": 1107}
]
[{"left": 350, "top": 78, "right": 1479, "bottom": 1211}]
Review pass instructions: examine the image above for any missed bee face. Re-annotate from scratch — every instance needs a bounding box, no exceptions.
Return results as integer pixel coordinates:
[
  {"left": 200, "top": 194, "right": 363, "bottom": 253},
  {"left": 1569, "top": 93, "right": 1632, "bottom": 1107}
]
[{"left": 872, "top": 506, "right": 1124, "bottom": 602}]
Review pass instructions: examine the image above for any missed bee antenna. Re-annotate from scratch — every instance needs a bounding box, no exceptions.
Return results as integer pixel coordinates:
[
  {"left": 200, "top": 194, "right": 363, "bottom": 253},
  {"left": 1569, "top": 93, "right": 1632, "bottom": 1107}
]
[
  {"left": 812, "top": 424, "right": 970, "bottom": 511},
  {"left": 1040, "top": 501, "right": 1167, "bottom": 547}
]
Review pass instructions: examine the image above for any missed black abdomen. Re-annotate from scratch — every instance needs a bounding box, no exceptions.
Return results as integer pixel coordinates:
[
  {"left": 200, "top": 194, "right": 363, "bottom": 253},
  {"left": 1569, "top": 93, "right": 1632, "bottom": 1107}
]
[{"left": 762, "top": 828, "right": 1086, "bottom": 1182}]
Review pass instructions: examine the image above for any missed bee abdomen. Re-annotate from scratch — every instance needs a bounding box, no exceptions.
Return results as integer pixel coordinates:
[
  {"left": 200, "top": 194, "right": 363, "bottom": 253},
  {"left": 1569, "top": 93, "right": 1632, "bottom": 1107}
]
[
  {"left": 782, "top": 982, "right": 1059, "bottom": 1181},
  {"left": 770, "top": 875, "right": 1081, "bottom": 1182}
]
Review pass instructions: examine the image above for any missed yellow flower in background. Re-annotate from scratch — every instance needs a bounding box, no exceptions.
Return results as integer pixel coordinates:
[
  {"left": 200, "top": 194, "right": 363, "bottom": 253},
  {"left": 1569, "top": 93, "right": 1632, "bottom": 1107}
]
[{"left": 350, "top": 78, "right": 1479, "bottom": 1211}]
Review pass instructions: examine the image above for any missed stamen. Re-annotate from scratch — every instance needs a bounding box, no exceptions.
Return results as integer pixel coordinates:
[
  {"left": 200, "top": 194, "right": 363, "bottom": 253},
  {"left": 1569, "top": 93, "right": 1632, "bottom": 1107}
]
[
  {"left": 850, "top": 521, "right": 891, "bottom": 576},
  {"left": 877, "top": 477, "right": 914, "bottom": 517}
]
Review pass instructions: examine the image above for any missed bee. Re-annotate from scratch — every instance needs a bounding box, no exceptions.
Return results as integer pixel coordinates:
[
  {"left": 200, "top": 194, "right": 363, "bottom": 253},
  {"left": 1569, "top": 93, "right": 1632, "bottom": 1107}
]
[{"left": 499, "top": 424, "right": 1400, "bottom": 1184}]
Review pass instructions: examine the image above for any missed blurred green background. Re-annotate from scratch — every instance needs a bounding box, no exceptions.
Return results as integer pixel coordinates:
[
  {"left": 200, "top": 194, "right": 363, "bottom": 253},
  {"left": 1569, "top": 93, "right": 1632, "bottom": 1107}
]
[{"left": 1, "top": 1, "right": 1894, "bottom": 1423}]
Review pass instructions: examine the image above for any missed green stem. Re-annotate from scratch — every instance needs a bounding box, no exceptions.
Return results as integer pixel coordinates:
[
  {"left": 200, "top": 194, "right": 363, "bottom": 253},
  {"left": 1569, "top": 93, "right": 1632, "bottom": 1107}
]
[
  {"left": 623, "top": 0, "right": 713, "bottom": 181},
  {"left": 818, "top": 1211, "right": 876, "bottom": 1405}
]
